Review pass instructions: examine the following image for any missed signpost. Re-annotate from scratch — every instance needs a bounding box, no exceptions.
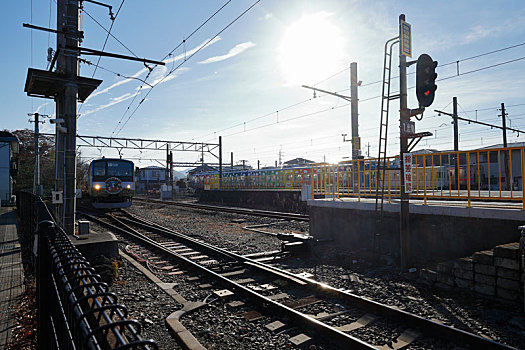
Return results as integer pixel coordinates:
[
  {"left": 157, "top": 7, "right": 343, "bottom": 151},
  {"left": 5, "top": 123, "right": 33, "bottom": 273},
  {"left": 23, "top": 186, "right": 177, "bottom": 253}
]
[
  {"left": 400, "top": 20, "right": 412, "bottom": 57},
  {"left": 403, "top": 153, "right": 413, "bottom": 194}
]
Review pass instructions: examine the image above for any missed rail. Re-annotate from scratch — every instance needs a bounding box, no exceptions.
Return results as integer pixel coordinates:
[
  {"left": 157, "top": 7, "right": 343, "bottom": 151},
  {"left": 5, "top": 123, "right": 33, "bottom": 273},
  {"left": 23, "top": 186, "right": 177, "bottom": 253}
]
[
  {"left": 16, "top": 191, "right": 158, "bottom": 350},
  {"left": 312, "top": 146, "right": 525, "bottom": 209}
]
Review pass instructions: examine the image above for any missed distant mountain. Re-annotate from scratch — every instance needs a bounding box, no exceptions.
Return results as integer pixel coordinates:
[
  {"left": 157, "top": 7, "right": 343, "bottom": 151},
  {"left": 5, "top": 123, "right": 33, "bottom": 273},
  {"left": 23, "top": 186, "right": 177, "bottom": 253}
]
[{"left": 172, "top": 170, "right": 187, "bottom": 180}]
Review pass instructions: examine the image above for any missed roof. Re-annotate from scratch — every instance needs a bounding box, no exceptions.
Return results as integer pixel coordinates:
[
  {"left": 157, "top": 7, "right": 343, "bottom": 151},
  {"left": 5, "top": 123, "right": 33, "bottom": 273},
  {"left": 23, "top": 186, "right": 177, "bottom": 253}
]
[{"left": 0, "top": 131, "right": 19, "bottom": 143}]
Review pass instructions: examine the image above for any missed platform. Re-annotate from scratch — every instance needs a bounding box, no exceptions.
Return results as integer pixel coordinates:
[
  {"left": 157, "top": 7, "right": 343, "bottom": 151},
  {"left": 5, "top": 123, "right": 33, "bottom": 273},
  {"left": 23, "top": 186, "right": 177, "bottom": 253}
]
[
  {"left": 0, "top": 208, "right": 24, "bottom": 348},
  {"left": 308, "top": 197, "right": 525, "bottom": 265}
]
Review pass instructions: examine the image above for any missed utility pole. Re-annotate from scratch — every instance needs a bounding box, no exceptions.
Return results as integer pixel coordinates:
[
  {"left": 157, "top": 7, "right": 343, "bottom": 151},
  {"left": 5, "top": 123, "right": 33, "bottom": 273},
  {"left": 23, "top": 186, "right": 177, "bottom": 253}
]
[
  {"left": 399, "top": 14, "right": 410, "bottom": 271},
  {"left": 58, "top": 0, "right": 80, "bottom": 235},
  {"left": 231, "top": 152, "right": 234, "bottom": 170},
  {"left": 453, "top": 97, "right": 458, "bottom": 152},
  {"left": 350, "top": 62, "right": 360, "bottom": 159},
  {"left": 501, "top": 103, "right": 510, "bottom": 190},
  {"left": 28, "top": 113, "right": 47, "bottom": 196},
  {"left": 219, "top": 136, "right": 222, "bottom": 190},
  {"left": 367, "top": 142, "right": 370, "bottom": 158},
  {"left": 257, "top": 160, "right": 260, "bottom": 170}
]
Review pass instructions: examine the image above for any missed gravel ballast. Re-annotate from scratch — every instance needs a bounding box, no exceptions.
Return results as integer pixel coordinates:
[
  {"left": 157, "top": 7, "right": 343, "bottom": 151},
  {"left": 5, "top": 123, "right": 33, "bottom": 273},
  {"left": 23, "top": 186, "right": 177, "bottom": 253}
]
[{"left": 106, "top": 200, "right": 525, "bottom": 349}]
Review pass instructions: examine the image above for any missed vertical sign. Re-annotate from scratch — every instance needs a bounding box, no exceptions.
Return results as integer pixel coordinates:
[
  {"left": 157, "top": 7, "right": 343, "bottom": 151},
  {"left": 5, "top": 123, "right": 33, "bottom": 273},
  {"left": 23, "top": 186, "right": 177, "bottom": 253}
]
[
  {"left": 400, "top": 20, "right": 412, "bottom": 57},
  {"left": 403, "top": 153, "right": 412, "bottom": 193}
]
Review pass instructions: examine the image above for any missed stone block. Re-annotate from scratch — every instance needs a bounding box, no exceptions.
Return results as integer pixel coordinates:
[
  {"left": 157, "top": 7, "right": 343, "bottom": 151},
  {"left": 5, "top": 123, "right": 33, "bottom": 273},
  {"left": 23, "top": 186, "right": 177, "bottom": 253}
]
[
  {"left": 497, "top": 288, "right": 520, "bottom": 301},
  {"left": 453, "top": 257, "right": 473, "bottom": 271},
  {"left": 473, "top": 250, "right": 493, "bottom": 265},
  {"left": 494, "top": 257, "right": 520, "bottom": 270},
  {"left": 437, "top": 261, "right": 454, "bottom": 274},
  {"left": 437, "top": 273, "right": 455, "bottom": 286},
  {"left": 453, "top": 268, "right": 473, "bottom": 280},
  {"left": 497, "top": 267, "right": 520, "bottom": 281},
  {"left": 455, "top": 277, "right": 473, "bottom": 289},
  {"left": 474, "top": 273, "right": 495, "bottom": 285},
  {"left": 419, "top": 269, "right": 437, "bottom": 284},
  {"left": 497, "top": 277, "right": 521, "bottom": 291},
  {"left": 493, "top": 243, "right": 520, "bottom": 259},
  {"left": 474, "top": 283, "right": 495, "bottom": 296},
  {"left": 474, "top": 264, "right": 495, "bottom": 276}
]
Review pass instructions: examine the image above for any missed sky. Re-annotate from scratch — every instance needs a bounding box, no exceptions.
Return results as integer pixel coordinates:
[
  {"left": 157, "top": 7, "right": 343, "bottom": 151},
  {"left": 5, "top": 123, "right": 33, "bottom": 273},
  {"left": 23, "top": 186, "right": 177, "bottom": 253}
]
[{"left": 3, "top": 0, "right": 525, "bottom": 170}]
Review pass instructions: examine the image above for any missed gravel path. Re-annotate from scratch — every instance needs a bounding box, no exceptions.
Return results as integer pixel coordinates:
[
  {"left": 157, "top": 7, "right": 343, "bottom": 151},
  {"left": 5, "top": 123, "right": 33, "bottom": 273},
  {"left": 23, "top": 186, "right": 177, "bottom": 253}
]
[{"left": 108, "top": 201, "right": 525, "bottom": 349}]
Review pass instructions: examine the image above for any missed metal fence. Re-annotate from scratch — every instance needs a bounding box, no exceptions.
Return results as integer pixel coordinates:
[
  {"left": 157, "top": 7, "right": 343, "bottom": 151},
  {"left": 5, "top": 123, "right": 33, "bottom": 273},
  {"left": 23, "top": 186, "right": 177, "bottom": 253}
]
[
  {"left": 16, "top": 191, "right": 158, "bottom": 350},
  {"left": 312, "top": 146, "right": 525, "bottom": 209}
]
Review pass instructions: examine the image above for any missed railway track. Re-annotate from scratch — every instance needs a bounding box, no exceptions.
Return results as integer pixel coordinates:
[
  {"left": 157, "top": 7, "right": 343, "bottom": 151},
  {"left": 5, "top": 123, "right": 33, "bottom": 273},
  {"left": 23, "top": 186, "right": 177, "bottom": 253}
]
[
  {"left": 78, "top": 209, "right": 515, "bottom": 349},
  {"left": 133, "top": 197, "right": 309, "bottom": 221}
]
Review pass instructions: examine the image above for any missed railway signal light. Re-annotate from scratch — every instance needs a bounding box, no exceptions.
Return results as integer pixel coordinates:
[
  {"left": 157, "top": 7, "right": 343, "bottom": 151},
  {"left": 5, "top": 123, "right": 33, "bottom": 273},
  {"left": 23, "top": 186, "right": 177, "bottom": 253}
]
[
  {"left": 416, "top": 53, "right": 438, "bottom": 108},
  {"left": 167, "top": 153, "right": 172, "bottom": 163}
]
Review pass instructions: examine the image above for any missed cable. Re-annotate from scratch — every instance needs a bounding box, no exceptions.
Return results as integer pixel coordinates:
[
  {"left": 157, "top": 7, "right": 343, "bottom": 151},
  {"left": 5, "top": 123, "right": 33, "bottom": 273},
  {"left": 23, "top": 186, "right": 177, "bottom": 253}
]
[
  {"left": 112, "top": 0, "right": 234, "bottom": 137},
  {"left": 81, "top": 7, "right": 138, "bottom": 58},
  {"left": 114, "top": 0, "right": 262, "bottom": 136},
  {"left": 91, "top": 0, "right": 126, "bottom": 78}
]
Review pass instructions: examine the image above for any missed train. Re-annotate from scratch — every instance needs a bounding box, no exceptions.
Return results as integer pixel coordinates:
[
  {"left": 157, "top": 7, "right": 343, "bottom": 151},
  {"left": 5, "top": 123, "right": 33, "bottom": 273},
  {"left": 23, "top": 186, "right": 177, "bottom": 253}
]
[
  {"left": 190, "top": 149, "right": 525, "bottom": 195},
  {"left": 88, "top": 158, "right": 135, "bottom": 208}
]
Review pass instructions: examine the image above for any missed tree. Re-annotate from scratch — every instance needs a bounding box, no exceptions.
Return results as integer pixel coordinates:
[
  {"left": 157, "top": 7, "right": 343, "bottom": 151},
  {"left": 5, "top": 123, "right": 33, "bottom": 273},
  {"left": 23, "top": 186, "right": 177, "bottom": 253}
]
[{"left": 8, "top": 129, "right": 55, "bottom": 193}]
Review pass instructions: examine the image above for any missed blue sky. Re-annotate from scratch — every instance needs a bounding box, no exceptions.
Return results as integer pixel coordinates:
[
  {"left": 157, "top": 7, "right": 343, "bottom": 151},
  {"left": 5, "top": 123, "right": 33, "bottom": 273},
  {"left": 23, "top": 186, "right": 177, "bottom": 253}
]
[{"left": 3, "top": 0, "right": 525, "bottom": 169}]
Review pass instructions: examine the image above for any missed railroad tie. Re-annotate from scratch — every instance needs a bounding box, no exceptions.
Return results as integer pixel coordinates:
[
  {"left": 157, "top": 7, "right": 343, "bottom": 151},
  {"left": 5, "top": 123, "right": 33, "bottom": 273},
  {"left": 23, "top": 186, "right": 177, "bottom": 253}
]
[
  {"left": 335, "top": 313, "right": 376, "bottom": 332},
  {"left": 377, "top": 329, "right": 421, "bottom": 350}
]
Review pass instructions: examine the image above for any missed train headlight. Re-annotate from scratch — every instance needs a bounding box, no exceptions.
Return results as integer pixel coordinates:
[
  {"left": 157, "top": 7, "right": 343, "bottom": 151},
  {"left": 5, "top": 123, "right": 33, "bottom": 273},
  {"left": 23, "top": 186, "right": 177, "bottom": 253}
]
[
  {"left": 126, "top": 184, "right": 131, "bottom": 189},
  {"left": 94, "top": 184, "right": 101, "bottom": 190}
]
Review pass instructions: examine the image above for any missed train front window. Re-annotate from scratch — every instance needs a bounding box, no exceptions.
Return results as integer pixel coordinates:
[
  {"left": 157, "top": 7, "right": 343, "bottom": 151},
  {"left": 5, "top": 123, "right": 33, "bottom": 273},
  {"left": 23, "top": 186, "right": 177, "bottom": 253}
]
[
  {"left": 108, "top": 161, "right": 133, "bottom": 179},
  {"left": 93, "top": 161, "right": 133, "bottom": 181},
  {"left": 93, "top": 162, "right": 106, "bottom": 178}
]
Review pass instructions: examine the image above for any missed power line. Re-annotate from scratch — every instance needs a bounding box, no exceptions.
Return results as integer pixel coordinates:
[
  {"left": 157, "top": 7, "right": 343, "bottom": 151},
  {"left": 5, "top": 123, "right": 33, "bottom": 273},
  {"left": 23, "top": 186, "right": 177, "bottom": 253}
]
[
  {"left": 114, "top": 0, "right": 262, "bottom": 136},
  {"left": 91, "top": 0, "right": 126, "bottom": 77},
  {"left": 112, "top": 0, "right": 235, "bottom": 137},
  {"left": 81, "top": 6, "right": 138, "bottom": 58}
]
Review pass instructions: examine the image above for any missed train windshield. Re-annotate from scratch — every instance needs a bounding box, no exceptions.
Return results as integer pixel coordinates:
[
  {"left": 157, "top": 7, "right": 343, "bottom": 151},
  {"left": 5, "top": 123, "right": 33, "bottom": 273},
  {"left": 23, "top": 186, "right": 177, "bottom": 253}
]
[{"left": 92, "top": 160, "right": 133, "bottom": 182}]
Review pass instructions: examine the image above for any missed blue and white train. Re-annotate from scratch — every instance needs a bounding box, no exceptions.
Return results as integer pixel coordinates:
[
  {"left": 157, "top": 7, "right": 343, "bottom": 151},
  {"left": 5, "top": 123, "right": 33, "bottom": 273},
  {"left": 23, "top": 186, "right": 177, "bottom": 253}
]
[{"left": 88, "top": 158, "right": 135, "bottom": 208}]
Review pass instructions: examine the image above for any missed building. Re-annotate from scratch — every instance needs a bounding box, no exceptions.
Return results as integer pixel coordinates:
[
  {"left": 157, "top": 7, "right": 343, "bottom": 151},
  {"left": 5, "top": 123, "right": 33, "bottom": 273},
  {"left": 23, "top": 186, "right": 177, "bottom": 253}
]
[
  {"left": 136, "top": 166, "right": 168, "bottom": 194},
  {"left": 0, "top": 131, "right": 19, "bottom": 205},
  {"left": 283, "top": 157, "right": 315, "bottom": 167}
]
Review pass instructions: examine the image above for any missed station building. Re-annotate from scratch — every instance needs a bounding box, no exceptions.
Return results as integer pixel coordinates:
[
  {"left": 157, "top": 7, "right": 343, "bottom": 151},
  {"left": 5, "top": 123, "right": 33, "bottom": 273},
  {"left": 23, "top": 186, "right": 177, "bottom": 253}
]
[{"left": 0, "top": 131, "right": 19, "bottom": 205}]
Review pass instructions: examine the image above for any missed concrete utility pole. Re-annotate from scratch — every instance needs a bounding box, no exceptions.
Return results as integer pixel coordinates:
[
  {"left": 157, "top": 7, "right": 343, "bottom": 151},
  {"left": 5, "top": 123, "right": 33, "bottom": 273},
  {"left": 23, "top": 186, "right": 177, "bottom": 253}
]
[
  {"left": 219, "top": 136, "right": 222, "bottom": 190},
  {"left": 501, "top": 103, "right": 511, "bottom": 190},
  {"left": 399, "top": 14, "right": 410, "bottom": 271},
  {"left": 453, "top": 97, "right": 459, "bottom": 152},
  {"left": 28, "top": 113, "right": 46, "bottom": 196},
  {"left": 350, "top": 62, "right": 360, "bottom": 159},
  {"left": 57, "top": 0, "right": 80, "bottom": 235}
]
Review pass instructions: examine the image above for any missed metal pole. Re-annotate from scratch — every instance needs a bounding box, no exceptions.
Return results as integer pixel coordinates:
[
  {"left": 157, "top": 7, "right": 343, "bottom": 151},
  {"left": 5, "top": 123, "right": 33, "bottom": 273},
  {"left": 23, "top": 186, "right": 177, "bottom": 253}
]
[
  {"left": 350, "top": 62, "right": 359, "bottom": 159},
  {"left": 33, "top": 113, "right": 40, "bottom": 196},
  {"left": 453, "top": 97, "right": 458, "bottom": 152},
  {"left": 219, "top": 136, "right": 222, "bottom": 190},
  {"left": 257, "top": 160, "right": 260, "bottom": 170},
  {"left": 166, "top": 144, "right": 169, "bottom": 186},
  {"left": 453, "top": 97, "right": 459, "bottom": 191},
  {"left": 231, "top": 152, "right": 234, "bottom": 170},
  {"left": 502, "top": 103, "right": 510, "bottom": 190},
  {"left": 399, "top": 14, "right": 410, "bottom": 271}
]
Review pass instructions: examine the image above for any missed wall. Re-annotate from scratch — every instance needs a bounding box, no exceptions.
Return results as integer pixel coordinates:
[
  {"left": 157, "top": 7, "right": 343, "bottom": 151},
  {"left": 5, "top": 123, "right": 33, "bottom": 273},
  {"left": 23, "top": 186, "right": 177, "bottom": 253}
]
[
  {"left": 0, "top": 144, "right": 10, "bottom": 204},
  {"left": 309, "top": 199, "right": 523, "bottom": 265},
  {"left": 199, "top": 189, "right": 307, "bottom": 213}
]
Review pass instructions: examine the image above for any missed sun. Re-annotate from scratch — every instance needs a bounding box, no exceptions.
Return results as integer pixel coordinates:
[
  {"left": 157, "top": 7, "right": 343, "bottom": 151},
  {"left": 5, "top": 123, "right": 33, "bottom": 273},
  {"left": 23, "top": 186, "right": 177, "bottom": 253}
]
[{"left": 278, "top": 12, "right": 346, "bottom": 86}]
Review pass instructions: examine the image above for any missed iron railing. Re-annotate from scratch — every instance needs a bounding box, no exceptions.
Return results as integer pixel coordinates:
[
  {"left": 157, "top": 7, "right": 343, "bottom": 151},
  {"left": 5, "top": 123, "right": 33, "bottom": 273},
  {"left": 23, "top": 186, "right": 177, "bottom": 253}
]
[
  {"left": 16, "top": 191, "right": 158, "bottom": 350},
  {"left": 312, "top": 146, "right": 525, "bottom": 209}
]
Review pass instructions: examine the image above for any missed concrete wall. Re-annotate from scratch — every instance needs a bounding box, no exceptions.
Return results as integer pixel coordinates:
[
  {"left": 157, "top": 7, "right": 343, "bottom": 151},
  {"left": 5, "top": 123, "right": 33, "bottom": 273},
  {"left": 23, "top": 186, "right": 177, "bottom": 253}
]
[
  {"left": 309, "top": 199, "right": 524, "bottom": 265},
  {"left": 199, "top": 190, "right": 307, "bottom": 213}
]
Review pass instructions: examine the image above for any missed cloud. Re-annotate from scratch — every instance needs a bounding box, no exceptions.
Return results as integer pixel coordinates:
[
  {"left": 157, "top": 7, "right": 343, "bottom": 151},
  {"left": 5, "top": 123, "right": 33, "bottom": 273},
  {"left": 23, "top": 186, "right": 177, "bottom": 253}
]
[
  {"left": 86, "top": 36, "right": 222, "bottom": 101},
  {"left": 198, "top": 42, "right": 256, "bottom": 64},
  {"left": 81, "top": 92, "right": 138, "bottom": 117}
]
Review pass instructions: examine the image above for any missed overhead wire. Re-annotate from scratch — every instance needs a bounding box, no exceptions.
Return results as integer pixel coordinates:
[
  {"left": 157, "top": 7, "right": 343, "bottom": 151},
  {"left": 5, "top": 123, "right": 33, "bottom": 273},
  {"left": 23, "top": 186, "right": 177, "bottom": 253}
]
[
  {"left": 111, "top": 0, "right": 234, "bottom": 136},
  {"left": 113, "top": 0, "right": 262, "bottom": 136}
]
